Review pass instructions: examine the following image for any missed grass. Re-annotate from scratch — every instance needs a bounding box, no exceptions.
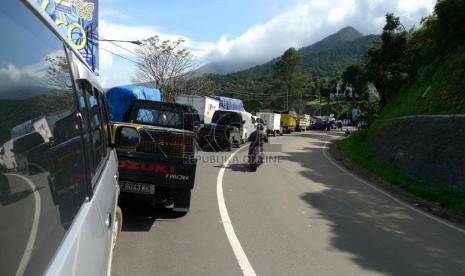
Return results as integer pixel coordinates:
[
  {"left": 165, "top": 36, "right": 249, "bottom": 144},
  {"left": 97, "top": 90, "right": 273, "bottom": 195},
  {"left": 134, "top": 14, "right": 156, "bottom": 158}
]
[
  {"left": 339, "top": 131, "right": 465, "bottom": 216},
  {"left": 334, "top": 48, "right": 465, "bottom": 217}
]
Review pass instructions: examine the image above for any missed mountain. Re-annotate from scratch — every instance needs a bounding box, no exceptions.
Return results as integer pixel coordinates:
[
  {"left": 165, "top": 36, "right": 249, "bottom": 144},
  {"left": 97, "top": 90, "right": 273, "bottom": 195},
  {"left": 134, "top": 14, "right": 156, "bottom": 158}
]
[
  {"left": 204, "top": 27, "right": 381, "bottom": 112},
  {"left": 198, "top": 26, "right": 372, "bottom": 75},
  {"left": 197, "top": 60, "right": 258, "bottom": 75},
  {"left": 300, "top": 33, "right": 381, "bottom": 77},
  {"left": 213, "top": 27, "right": 380, "bottom": 82},
  {"left": 299, "top": 26, "right": 364, "bottom": 56}
]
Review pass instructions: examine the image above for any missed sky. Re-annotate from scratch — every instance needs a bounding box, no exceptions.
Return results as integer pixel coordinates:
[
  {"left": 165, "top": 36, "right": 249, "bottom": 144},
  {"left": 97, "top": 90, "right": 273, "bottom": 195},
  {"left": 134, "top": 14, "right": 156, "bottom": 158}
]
[{"left": 97, "top": 0, "right": 436, "bottom": 88}]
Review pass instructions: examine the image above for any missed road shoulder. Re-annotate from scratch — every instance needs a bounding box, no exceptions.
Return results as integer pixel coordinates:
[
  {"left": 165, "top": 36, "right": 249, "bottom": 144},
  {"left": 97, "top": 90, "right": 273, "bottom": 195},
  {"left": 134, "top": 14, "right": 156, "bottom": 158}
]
[{"left": 327, "top": 137, "right": 465, "bottom": 225}]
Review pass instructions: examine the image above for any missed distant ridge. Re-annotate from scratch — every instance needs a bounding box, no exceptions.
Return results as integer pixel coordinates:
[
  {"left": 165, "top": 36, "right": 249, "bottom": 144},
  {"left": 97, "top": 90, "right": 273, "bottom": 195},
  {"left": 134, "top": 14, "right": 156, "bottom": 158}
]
[
  {"left": 215, "top": 27, "right": 380, "bottom": 81},
  {"left": 198, "top": 26, "right": 376, "bottom": 76}
]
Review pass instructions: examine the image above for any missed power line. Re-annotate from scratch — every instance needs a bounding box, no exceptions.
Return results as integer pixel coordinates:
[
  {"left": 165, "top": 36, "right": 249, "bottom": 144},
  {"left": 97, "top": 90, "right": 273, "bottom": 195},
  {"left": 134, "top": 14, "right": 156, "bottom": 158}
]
[
  {"left": 100, "top": 47, "right": 138, "bottom": 64},
  {"left": 98, "top": 35, "right": 139, "bottom": 56}
]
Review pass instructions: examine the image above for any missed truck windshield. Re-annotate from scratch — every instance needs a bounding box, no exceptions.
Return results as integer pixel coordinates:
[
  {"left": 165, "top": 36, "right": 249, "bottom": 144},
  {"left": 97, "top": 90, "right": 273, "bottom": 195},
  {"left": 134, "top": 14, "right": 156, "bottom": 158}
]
[{"left": 135, "top": 108, "right": 183, "bottom": 129}]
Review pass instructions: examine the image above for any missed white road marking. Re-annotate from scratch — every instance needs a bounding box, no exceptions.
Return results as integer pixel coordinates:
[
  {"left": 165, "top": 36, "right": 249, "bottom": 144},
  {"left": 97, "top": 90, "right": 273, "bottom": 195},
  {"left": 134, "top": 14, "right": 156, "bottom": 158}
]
[
  {"left": 217, "top": 147, "right": 257, "bottom": 276},
  {"left": 323, "top": 140, "right": 465, "bottom": 235},
  {"left": 8, "top": 174, "right": 42, "bottom": 276}
]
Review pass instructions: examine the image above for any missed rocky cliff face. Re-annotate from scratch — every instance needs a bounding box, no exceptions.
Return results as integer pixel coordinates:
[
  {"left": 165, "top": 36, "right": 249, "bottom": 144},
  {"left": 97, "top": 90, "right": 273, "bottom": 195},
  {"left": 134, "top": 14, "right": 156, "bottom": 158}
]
[{"left": 370, "top": 115, "right": 465, "bottom": 192}]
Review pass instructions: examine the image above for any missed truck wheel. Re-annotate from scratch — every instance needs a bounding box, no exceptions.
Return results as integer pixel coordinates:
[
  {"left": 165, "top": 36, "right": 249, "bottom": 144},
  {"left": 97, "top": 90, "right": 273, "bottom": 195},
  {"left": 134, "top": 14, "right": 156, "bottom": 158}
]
[
  {"left": 173, "top": 189, "right": 191, "bottom": 216},
  {"left": 112, "top": 206, "right": 123, "bottom": 258}
]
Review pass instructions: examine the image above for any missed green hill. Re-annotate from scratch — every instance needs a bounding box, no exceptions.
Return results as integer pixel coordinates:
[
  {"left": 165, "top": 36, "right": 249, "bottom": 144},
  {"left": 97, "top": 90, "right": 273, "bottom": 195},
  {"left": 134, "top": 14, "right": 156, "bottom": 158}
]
[
  {"left": 222, "top": 26, "right": 379, "bottom": 79},
  {"left": 340, "top": 2, "right": 465, "bottom": 217},
  {"left": 209, "top": 27, "right": 380, "bottom": 102}
]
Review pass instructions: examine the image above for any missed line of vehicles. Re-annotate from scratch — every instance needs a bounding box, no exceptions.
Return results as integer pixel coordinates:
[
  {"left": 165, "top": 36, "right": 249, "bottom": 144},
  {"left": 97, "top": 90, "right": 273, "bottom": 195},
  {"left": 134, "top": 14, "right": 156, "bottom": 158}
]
[
  {"left": 173, "top": 95, "right": 334, "bottom": 153},
  {"left": 1, "top": 1, "right": 347, "bottom": 275}
]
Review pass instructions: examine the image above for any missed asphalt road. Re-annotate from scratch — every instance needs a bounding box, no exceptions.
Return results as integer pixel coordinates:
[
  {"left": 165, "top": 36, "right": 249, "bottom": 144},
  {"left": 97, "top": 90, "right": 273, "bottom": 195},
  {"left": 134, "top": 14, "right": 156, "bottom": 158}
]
[
  {"left": 0, "top": 172, "right": 67, "bottom": 275},
  {"left": 112, "top": 129, "right": 465, "bottom": 276}
]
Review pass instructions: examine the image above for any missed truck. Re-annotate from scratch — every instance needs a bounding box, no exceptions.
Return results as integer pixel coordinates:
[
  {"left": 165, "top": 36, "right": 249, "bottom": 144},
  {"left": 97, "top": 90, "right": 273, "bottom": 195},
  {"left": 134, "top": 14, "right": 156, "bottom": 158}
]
[
  {"left": 211, "top": 95, "right": 244, "bottom": 111},
  {"left": 240, "top": 111, "right": 256, "bottom": 140},
  {"left": 105, "top": 85, "right": 161, "bottom": 121},
  {"left": 1, "top": 111, "right": 69, "bottom": 173},
  {"left": 196, "top": 95, "right": 254, "bottom": 151},
  {"left": 296, "top": 114, "right": 310, "bottom": 131},
  {"left": 0, "top": 140, "right": 17, "bottom": 172},
  {"left": 197, "top": 110, "right": 244, "bottom": 151},
  {"left": 278, "top": 110, "right": 297, "bottom": 134},
  {"left": 256, "top": 112, "right": 282, "bottom": 136},
  {"left": 11, "top": 110, "right": 71, "bottom": 142},
  {"left": 175, "top": 95, "right": 220, "bottom": 124},
  {"left": 110, "top": 100, "right": 200, "bottom": 215}
]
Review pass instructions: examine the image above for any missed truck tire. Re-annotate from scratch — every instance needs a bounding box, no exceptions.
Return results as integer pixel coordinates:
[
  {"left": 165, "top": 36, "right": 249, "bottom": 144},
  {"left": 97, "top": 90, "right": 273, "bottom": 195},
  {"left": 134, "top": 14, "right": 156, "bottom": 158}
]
[{"left": 173, "top": 189, "right": 191, "bottom": 216}]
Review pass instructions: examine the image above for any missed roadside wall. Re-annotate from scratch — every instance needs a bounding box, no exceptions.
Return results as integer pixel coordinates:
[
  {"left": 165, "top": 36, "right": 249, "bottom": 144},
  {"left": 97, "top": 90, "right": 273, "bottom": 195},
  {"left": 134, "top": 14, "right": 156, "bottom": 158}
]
[{"left": 370, "top": 115, "right": 465, "bottom": 191}]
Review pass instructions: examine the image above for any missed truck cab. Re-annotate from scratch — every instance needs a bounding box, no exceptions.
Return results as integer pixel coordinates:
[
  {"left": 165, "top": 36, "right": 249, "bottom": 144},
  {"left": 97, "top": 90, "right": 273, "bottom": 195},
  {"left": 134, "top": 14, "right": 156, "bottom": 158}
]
[{"left": 111, "top": 100, "right": 200, "bottom": 215}]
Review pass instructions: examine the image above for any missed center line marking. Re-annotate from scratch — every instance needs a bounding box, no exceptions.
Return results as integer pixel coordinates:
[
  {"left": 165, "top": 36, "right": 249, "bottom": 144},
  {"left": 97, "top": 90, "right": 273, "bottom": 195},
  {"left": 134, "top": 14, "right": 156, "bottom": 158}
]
[{"left": 217, "top": 147, "right": 256, "bottom": 276}]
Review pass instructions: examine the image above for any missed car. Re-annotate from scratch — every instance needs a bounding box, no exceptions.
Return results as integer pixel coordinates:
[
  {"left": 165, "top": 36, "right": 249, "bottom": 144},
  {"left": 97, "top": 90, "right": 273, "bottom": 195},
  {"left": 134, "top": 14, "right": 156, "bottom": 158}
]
[
  {"left": 312, "top": 119, "right": 327, "bottom": 130},
  {"left": 0, "top": 1, "right": 122, "bottom": 275},
  {"left": 357, "top": 120, "right": 369, "bottom": 130}
]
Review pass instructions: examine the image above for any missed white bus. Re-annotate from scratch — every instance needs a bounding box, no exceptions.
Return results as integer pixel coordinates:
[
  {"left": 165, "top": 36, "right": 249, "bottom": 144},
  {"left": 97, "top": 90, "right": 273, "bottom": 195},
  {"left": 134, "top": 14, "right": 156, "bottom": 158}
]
[{"left": 0, "top": 1, "right": 122, "bottom": 275}]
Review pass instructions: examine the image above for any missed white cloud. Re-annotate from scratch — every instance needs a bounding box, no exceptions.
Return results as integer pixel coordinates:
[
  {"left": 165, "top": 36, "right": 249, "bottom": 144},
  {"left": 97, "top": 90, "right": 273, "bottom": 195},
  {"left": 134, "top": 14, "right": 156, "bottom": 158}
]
[
  {"left": 0, "top": 50, "right": 63, "bottom": 86},
  {"left": 0, "top": 64, "right": 24, "bottom": 83},
  {"left": 202, "top": 0, "right": 435, "bottom": 65},
  {"left": 97, "top": 0, "right": 435, "bottom": 87},
  {"left": 97, "top": 20, "right": 215, "bottom": 87},
  {"left": 203, "top": 0, "right": 356, "bottom": 64}
]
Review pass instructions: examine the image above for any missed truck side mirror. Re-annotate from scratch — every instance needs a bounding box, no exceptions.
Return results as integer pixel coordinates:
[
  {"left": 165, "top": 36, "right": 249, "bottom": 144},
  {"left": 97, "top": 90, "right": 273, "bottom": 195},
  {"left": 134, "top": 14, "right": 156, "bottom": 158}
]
[
  {"left": 242, "top": 120, "right": 246, "bottom": 124},
  {"left": 116, "top": 126, "right": 140, "bottom": 149}
]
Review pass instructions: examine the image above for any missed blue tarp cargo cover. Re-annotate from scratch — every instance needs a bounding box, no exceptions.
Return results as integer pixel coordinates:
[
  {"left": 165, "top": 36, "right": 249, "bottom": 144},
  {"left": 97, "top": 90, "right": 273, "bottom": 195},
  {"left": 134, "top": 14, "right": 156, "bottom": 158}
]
[
  {"left": 211, "top": 96, "right": 244, "bottom": 111},
  {"left": 105, "top": 85, "right": 161, "bottom": 121}
]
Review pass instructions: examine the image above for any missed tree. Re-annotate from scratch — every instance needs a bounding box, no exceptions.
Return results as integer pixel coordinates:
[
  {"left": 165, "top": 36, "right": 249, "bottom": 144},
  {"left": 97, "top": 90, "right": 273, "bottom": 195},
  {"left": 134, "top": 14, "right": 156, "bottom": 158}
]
[
  {"left": 342, "top": 64, "right": 365, "bottom": 99},
  {"left": 132, "top": 36, "right": 204, "bottom": 102},
  {"left": 434, "top": 0, "right": 465, "bottom": 49},
  {"left": 273, "top": 48, "right": 304, "bottom": 111},
  {"left": 364, "top": 13, "right": 407, "bottom": 107},
  {"left": 39, "top": 55, "right": 76, "bottom": 112}
]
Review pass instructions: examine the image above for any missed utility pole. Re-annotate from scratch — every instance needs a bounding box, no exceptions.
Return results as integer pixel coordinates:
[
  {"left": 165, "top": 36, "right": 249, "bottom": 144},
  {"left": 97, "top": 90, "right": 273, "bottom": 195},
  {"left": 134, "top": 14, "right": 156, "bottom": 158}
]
[{"left": 286, "top": 91, "right": 289, "bottom": 111}]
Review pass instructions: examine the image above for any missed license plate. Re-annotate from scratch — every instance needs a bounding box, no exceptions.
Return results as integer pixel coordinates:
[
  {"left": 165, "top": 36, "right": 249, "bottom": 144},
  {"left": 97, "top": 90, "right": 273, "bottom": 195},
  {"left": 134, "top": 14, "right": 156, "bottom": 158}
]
[{"left": 119, "top": 181, "right": 153, "bottom": 194}]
